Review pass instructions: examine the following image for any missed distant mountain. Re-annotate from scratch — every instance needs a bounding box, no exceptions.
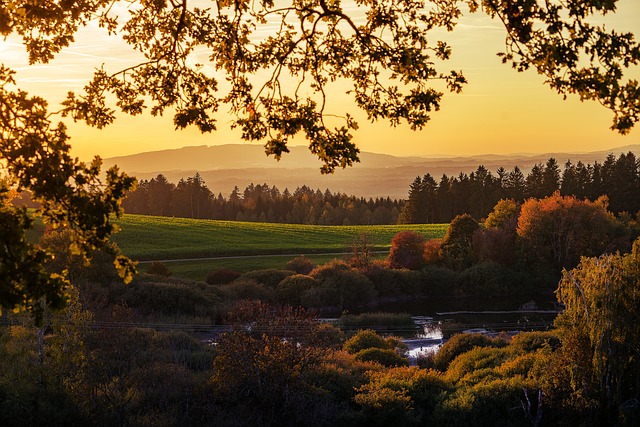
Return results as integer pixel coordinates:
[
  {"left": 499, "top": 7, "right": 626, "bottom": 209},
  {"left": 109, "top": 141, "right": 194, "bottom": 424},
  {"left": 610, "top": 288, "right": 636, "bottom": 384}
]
[{"left": 103, "top": 143, "right": 639, "bottom": 199}]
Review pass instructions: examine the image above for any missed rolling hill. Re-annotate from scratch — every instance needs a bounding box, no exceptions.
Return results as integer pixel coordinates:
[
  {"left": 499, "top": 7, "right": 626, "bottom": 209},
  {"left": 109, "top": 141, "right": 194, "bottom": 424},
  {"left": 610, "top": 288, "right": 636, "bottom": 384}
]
[{"left": 103, "top": 143, "right": 640, "bottom": 199}]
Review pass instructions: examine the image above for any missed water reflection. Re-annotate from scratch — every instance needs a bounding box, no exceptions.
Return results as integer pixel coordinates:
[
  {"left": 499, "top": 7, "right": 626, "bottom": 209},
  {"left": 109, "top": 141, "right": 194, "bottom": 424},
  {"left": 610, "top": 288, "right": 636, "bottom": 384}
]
[{"left": 367, "top": 297, "right": 560, "bottom": 361}]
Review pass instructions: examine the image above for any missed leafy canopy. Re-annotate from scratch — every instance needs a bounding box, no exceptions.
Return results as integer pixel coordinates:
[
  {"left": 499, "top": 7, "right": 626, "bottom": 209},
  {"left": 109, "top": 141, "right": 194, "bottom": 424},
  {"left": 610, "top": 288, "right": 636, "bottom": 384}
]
[{"left": 1, "top": 0, "right": 638, "bottom": 319}]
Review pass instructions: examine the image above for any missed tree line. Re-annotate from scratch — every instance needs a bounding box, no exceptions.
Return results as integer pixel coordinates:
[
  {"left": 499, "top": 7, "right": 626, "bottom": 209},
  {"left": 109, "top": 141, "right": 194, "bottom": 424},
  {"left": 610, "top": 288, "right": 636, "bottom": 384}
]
[
  {"left": 122, "top": 174, "right": 402, "bottom": 225},
  {"left": 400, "top": 152, "right": 640, "bottom": 224}
]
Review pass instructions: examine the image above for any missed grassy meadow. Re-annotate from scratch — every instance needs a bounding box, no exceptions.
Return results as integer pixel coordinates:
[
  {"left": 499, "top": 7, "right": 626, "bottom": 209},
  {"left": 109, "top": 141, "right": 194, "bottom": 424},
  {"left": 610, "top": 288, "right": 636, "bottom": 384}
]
[{"left": 110, "top": 214, "right": 448, "bottom": 279}]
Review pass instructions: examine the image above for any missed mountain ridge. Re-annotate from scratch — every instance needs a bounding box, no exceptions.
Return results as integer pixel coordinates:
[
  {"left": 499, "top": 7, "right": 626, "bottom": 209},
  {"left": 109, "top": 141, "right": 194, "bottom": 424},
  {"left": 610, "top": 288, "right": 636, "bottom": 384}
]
[{"left": 103, "top": 143, "right": 639, "bottom": 199}]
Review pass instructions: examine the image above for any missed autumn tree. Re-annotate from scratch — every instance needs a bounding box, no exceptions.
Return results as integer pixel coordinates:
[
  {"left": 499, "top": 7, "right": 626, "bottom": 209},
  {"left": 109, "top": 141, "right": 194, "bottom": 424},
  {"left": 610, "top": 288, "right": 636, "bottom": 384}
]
[
  {"left": 388, "top": 231, "right": 427, "bottom": 270},
  {"left": 485, "top": 198, "right": 519, "bottom": 232},
  {"left": 517, "top": 192, "right": 617, "bottom": 270},
  {"left": 2, "top": 0, "right": 638, "bottom": 319}
]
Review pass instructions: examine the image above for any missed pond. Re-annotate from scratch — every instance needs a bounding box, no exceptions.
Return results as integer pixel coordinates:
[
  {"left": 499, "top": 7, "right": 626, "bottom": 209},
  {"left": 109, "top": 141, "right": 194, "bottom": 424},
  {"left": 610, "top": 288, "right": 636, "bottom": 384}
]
[{"left": 358, "top": 295, "right": 561, "bottom": 360}]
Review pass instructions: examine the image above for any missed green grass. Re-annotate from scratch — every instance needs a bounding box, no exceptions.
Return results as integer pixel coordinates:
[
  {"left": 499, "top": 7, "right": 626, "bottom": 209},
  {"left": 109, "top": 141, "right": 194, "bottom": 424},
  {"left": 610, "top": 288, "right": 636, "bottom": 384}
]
[{"left": 113, "top": 214, "right": 448, "bottom": 261}]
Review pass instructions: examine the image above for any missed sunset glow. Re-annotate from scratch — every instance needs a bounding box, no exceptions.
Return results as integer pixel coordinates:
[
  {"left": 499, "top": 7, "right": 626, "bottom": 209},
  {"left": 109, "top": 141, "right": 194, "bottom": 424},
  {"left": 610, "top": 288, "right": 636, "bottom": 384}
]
[{"left": 2, "top": 0, "right": 638, "bottom": 162}]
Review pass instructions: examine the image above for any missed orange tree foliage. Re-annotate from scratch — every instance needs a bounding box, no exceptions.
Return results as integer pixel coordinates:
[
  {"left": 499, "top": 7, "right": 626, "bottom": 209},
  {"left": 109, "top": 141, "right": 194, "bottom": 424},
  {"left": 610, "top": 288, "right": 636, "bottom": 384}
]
[
  {"left": 388, "top": 230, "right": 427, "bottom": 270},
  {"left": 517, "top": 192, "right": 617, "bottom": 270}
]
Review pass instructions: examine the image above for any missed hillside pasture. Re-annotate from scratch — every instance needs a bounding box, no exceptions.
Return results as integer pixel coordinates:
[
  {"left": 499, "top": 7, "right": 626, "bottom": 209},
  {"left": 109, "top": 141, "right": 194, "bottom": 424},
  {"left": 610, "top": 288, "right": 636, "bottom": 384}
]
[{"left": 113, "top": 214, "right": 448, "bottom": 261}]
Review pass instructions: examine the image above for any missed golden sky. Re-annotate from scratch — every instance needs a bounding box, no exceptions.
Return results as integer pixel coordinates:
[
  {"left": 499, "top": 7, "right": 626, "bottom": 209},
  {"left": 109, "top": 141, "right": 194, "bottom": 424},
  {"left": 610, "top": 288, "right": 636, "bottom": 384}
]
[{"left": 1, "top": 1, "right": 639, "bottom": 162}]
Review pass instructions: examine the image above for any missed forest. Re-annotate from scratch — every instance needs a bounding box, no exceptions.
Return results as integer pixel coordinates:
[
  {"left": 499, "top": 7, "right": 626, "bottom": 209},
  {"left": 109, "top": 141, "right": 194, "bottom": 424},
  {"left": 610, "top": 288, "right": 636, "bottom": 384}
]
[
  {"left": 117, "top": 152, "right": 640, "bottom": 227},
  {"left": 120, "top": 176, "right": 402, "bottom": 225},
  {"left": 400, "top": 152, "right": 640, "bottom": 223}
]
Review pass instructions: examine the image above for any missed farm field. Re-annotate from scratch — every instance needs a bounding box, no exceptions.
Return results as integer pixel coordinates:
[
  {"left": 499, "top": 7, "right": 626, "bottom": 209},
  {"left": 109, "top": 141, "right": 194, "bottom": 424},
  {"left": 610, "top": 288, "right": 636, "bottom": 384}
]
[{"left": 113, "top": 214, "right": 448, "bottom": 261}]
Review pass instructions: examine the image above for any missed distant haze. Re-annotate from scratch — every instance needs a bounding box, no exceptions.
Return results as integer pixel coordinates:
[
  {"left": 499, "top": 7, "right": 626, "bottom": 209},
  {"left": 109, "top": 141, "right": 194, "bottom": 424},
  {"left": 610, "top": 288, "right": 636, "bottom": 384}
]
[{"left": 103, "top": 144, "right": 640, "bottom": 200}]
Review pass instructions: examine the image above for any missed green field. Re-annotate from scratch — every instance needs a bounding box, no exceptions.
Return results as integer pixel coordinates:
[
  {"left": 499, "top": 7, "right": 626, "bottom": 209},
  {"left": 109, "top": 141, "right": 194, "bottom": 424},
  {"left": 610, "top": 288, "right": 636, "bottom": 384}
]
[{"left": 112, "top": 214, "right": 448, "bottom": 262}]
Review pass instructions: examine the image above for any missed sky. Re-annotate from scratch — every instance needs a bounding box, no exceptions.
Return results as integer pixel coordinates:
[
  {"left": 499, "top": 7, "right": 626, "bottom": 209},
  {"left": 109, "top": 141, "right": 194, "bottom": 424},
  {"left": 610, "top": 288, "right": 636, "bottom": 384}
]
[{"left": 1, "top": 0, "right": 639, "bottom": 162}]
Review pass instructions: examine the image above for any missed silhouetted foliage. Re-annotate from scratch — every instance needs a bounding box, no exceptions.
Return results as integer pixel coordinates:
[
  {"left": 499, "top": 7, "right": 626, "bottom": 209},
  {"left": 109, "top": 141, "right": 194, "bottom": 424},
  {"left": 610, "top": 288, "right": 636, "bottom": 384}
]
[
  {"left": 124, "top": 177, "right": 402, "bottom": 224},
  {"left": 440, "top": 214, "right": 479, "bottom": 270},
  {"left": 146, "top": 261, "right": 172, "bottom": 277},
  {"left": 285, "top": 256, "right": 316, "bottom": 275},
  {"left": 205, "top": 268, "right": 241, "bottom": 285},
  {"left": 401, "top": 153, "right": 640, "bottom": 224}
]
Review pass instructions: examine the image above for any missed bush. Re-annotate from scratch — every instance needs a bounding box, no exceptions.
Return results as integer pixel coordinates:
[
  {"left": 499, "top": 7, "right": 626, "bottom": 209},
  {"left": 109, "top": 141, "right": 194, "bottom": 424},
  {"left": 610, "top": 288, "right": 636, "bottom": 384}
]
[
  {"left": 147, "top": 261, "right": 172, "bottom": 277},
  {"left": 355, "top": 347, "right": 409, "bottom": 367},
  {"left": 275, "top": 274, "right": 317, "bottom": 306},
  {"left": 445, "top": 346, "right": 510, "bottom": 383},
  {"left": 234, "top": 268, "right": 295, "bottom": 288},
  {"left": 121, "top": 280, "right": 219, "bottom": 318},
  {"left": 363, "top": 261, "right": 422, "bottom": 296},
  {"left": 205, "top": 268, "right": 241, "bottom": 285},
  {"left": 285, "top": 256, "right": 316, "bottom": 275},
  {"left": 309, "top": 261, "right": 377, "bottom": 309},
  {"left": 344, "top": 329, "right": 389, "bottom": 354},
  {"left": 421, "top": 266, "right": 461, "bottom": 296},
  {"left": 300, "top": 285, "right": 340, "bottom": 309},
  {"left": 220, "top": 279, "right": 275, "bottom": 302},
  {"left": 423, "top": 238, "right": 443, "bottom": 265},
  {"left": 510, "top": 331, "right": 561, "bottom": 353},
  {"left": 457, "top": 261, "right": 509, "bottom": 296},
  {"left": 434, "top": 333, "right": 505, "bottom": 371},
  {"left": 388, "top": 230, "right": 426, "bottom": 270},
  {"left": 433, "top": 377, "right": 527, "bottom": 427}
]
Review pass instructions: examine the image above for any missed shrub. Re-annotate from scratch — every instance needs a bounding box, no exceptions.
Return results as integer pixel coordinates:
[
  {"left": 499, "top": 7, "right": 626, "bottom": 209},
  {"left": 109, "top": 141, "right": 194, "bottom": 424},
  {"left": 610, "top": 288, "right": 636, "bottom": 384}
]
[
  {"left": 285, "top": 256, "right": 316, "bottom": 275},
  {"left": 355, "top": 347, "right": 409, "bottom": 367},
  {"left": 362, "top": 261, "right": 421, "bottom": 296},
  {"left": 300, "top": 285, "right": 339, "bottom": 309},
  {"left": 457, "top": 261, "right": 509, "bottom": 296},
  {"left": 421, "top": 265, "right": 461, "bottom": 296},
  {"left": 205, "top": 268, "right": 241, "bottom": 285},
  {"left": 355, "top": 366, "right": 449, "bottom": 425},
  {"left": 423, "top": 238, "right": 443, "bottom": 265},
  {"left": 147, "top": 261, "right": 172, "bottom": 277},
  {"left": 121, "top": 280, "right": 218, "bottom": 317},
  {"left": 445, "top": 346, "right": 510, "bottom": 383},
  {"left": 434, "top": 333, "right": 505, "bottom": 371},
  {"left": 510, "top": 331, "right": 561, "bottom": 353},
  {"left": 309, "top": 259, "right": 352, "bottom": 281},
  {"left": 344, "top": 330, "right": 389, "bottom": 354},
  {"left": 310, "top": 261, "right": 377, "bottom": 308},
  {"left": 388, "top": 230, "right": 427, "bottom": 270},
  {"left": 275, "top": 274, "right": 317, "bottom": 306},
  {"left": 234, "top": 268, "right": 295, "bottom": 288},
  {"left": 220, "top": 279, "right": 275, "bottom": 302},
  {"left": 433, "top": 377, "right": 527, "bottom": 427}
]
